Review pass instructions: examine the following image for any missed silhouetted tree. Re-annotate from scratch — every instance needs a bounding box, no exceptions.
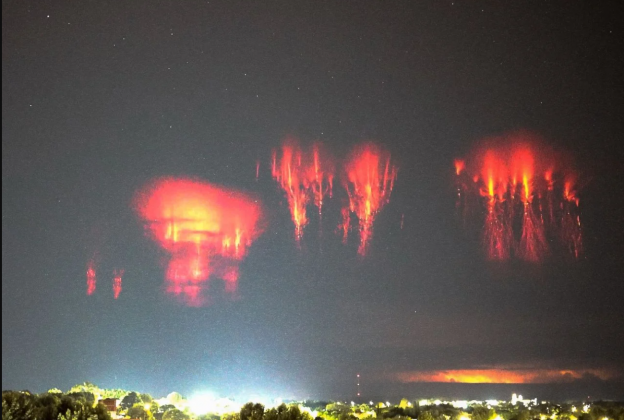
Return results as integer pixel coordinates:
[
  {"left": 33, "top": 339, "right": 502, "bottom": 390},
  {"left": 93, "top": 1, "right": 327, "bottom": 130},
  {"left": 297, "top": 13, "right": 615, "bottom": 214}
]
[
  {"left": 241, "top": 402, "right": 265, "bottom": 420},
  {"left": 2, "top": 391, "right": 111, "bottom": 420},
  {"left": 128, "top": 404, "right": 153, "bottom": 420},
  {"left": 2, "top": 391, "right": 36, "bottom": 420},
  {"left": 160, "top": 404, "right": 177, "bottom": 413},
  {"left": 121, "top": 392, "right": 141, "bottom": 410}
]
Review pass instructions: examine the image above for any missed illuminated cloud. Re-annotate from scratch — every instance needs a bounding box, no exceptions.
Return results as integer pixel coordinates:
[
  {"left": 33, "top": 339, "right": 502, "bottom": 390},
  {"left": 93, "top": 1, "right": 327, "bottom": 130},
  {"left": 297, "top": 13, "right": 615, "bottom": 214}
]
[{"left": 396, "top": 368, "right": 615, "bottom": 384}]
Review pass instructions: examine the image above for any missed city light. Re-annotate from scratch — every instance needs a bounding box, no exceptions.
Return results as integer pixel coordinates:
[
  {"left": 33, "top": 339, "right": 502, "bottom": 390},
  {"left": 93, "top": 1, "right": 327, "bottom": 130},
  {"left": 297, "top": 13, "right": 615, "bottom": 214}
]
[{"left": 188, "top": 392, "right": 218, "bottom": 415}]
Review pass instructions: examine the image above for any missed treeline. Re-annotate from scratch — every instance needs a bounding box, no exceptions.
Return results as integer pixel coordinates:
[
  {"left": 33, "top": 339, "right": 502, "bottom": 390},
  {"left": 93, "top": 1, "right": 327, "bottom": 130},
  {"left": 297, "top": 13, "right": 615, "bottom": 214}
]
[
  {"left": 2, "top": 390, "right": 111, "bottom": 420},
  {"left": 223, "top": 402, "right": 313, "bottom": 420},
  {"left": 1, "top": 389, "right": 186, "bottom": 420},
  {"left": 4, "top": 385, "right": 624, "bottom": 420},
  {"left": 0, "top": 391, "right": 315, "bottom": 420},
  {"left": 363, "top": 402, "right": 624, "bottom": 420}
]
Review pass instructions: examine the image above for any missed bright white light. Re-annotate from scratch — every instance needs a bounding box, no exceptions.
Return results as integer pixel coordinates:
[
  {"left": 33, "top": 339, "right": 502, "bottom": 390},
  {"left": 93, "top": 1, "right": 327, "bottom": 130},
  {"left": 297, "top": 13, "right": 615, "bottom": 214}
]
[
  {"left": 188, "top": 392, "right": 217, "bottom": 415},
  {"left": 453, "top": 401, "right": 468, "bottom": 409},
  {"left": 300, "top": 406, "right": 318, "bottom": 418}
]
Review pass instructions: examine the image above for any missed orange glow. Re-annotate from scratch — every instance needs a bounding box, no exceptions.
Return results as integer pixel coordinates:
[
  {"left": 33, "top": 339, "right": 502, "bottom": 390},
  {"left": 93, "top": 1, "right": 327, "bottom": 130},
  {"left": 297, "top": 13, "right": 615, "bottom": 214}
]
[
  {"left": 510, "top": 144, "right": 535, "bottom": 203},
  {"left": 134, "top": 177, "right": 264, "bottom": 306},
  {"left": 563, "top": 174, "right": 579, "bottom": 205},
  {"left": 509, "top": 144, "right": 547, "bottom": 261},
  {"left": 342, "top": 142, "right": 397, "bottom": 255},
  {"left": 544, "top": 168, "right": 554, "bottom": 190},
  {"left": 454, "top": 159, "right": 465, "bottom": 176},
  {"left": 86, "top": 260, "right": 97, "bottom": 296},
  {"left": 272, "top": 139, "right": 334, "bottom": 242},
  {"left": 113, "top": 269, "right": 123, "bottom": 299},
  {"left": 397, "top": 368, "right": 615, "bottom": 384},
  {"left": 308, "top": 142, "right": 335, "bottom": 214},
  {"left": 339, "top": 205, "right": 351, "bottom": 244},
  {"left": 480, "top": 150, "right": 508, "bottom": 200}
]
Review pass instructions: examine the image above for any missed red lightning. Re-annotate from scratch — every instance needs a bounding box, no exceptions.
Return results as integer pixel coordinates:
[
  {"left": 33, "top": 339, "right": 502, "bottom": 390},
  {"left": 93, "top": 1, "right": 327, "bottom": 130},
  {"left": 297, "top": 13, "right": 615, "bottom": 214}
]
[
  {"left": 479, "top": 150, "right": 512, "bottom": 260},
  {"left": 561, "top": 173, "right": 583, "bottom": 258},
  {"left": 113, "top": 269, "right": 124, "bottom": 299},
  {"left": 455, "top": 132, "right": 583, "bottom": 262},
  {"left": 342, "top": 142, "right": 397, "bottom": 255},
  {"left": 271, "top": 139, "right": 334, "bottom": 243},
  {"left": 86, "top": 260, "right": 97, "bottom": 296}
]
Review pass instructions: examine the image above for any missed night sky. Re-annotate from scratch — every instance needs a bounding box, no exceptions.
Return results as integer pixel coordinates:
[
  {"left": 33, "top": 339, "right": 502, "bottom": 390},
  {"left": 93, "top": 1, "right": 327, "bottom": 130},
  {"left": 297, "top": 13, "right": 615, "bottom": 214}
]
[{"left": 3, "top": 1, "right": 624, "bottom": 401}]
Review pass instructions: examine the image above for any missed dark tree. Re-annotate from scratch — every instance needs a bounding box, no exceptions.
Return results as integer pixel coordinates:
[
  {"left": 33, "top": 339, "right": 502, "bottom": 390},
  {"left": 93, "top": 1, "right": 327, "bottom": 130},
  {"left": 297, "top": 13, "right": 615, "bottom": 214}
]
[
  {"left": 160, "top": 404, "right": 177, "bottom": 413},
  {"left": 241, "top": 402, "right": 265, "bottom": 420},
  {"left": 128, "top": 405, "right": 151, "bottom": 420},
  {"left": 121, "top": 392, "right": 141, "bottom": 410},
  {"left": 2, "top": 391, "right": 36, "bottom": 420}
]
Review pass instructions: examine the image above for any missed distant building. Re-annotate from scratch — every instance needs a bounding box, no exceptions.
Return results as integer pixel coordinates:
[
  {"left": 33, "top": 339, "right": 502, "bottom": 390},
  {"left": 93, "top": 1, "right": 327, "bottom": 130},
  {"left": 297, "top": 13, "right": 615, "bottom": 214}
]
[
  {"left": 511, "top": 394, "right": 537, "bottom": 406},
  {"left": 98, "top": 398, "right": 118, "bottom": 413}
]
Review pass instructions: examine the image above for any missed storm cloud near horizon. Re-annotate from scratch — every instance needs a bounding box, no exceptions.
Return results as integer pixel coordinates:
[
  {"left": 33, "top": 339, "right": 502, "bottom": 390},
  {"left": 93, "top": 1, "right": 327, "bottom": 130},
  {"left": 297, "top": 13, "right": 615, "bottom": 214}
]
[{"left": 2, "top": 1, "right": 623, "bottom": 401}]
